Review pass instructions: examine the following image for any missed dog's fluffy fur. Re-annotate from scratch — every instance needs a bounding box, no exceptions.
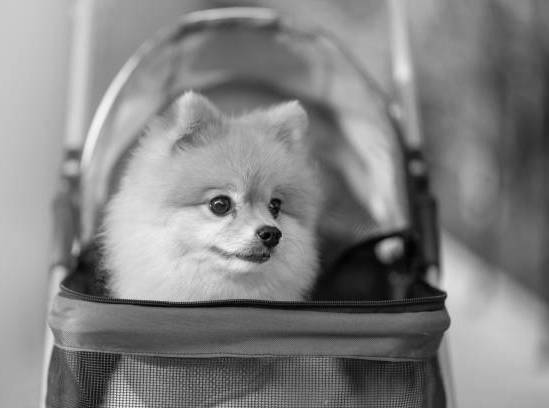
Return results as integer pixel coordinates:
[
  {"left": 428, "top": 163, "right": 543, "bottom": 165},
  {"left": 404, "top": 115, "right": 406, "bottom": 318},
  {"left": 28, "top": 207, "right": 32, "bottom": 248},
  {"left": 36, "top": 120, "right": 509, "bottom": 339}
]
[
  {"left": 101, "top": 93, "right": 322, "bottom": 408},
  {"left": 102, "top": 92, "right": 320, "bottom": 301}
]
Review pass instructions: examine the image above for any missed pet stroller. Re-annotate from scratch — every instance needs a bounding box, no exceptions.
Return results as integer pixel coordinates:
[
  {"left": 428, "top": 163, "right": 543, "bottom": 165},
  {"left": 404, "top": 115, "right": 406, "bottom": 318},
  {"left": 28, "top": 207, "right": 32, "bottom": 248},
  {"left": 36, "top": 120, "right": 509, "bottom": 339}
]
[{"left": 43, "top": 3, "right": 451, "bottom": 407}]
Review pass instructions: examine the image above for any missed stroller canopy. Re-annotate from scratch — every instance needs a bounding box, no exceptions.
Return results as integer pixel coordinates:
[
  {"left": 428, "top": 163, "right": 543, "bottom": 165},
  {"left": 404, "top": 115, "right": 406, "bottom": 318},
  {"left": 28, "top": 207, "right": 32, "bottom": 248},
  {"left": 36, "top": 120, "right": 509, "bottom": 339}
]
[{"left": 78, "top": 8, "right": 409, "bottom": 269}]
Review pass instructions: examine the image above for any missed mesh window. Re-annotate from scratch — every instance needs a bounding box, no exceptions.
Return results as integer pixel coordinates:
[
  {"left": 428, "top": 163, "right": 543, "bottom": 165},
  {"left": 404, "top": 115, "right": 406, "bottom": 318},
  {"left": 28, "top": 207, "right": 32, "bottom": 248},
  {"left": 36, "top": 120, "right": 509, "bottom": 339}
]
[{"left": 47, "top": 347, "right": 445, "bottom": 408}]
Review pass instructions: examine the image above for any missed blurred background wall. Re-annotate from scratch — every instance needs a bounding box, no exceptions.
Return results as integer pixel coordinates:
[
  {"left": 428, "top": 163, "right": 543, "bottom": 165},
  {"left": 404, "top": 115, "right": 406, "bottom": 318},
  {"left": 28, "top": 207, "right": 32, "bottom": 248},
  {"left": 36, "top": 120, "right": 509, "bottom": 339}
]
[
  {"left": 0, "top": 1, "right": 69, "bottom": 407},
  {"left": 409, "top": 0, "right": 549, "bottom": 304}
]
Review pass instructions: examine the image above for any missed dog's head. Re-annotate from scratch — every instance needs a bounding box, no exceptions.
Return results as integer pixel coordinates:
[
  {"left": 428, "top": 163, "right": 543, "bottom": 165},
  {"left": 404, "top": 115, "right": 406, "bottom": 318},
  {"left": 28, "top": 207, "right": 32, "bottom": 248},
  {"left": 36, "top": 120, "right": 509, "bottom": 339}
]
[{"left": 105, "top": 92, "right": 320, "bottom": 299}]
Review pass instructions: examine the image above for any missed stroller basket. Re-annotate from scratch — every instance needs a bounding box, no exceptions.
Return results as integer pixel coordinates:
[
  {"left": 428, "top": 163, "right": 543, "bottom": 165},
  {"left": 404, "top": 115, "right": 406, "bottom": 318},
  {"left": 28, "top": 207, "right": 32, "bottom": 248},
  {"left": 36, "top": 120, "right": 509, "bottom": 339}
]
[
  {"left": 45, "top": 6, "right": 450, "bottom": 408},
  {"left": 47, "top": 286, "right": 448, "bottom": 407}
]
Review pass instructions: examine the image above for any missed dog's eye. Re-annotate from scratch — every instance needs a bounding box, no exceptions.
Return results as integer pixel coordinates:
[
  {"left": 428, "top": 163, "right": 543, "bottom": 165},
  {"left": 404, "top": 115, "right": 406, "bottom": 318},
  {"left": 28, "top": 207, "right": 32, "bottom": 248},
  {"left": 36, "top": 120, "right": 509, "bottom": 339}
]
[
  {"left": 209, "top": 196, "right": 232, "bottom": 216},
  {"left": 268, "top": 198, "right": 282, "bottom": 218}
]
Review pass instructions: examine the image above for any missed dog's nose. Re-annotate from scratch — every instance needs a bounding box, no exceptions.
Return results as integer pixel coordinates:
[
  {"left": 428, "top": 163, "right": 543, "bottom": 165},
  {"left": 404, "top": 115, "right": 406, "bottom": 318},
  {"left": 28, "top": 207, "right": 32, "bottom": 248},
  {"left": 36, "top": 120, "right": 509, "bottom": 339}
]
[{"left": 256, "top": 226, "right": 282, "bottom": 248}]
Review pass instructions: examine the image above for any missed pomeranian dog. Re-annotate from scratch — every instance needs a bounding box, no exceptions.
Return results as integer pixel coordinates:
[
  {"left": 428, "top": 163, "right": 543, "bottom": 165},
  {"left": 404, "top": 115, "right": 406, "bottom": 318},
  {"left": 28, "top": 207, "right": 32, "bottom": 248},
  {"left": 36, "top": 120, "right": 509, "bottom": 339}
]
[
  {"left": 100, "top": 92, "right": 322, "bottom": 407},
  {"left": 102, "top": 91, "right": 320, "bottom": 302}
]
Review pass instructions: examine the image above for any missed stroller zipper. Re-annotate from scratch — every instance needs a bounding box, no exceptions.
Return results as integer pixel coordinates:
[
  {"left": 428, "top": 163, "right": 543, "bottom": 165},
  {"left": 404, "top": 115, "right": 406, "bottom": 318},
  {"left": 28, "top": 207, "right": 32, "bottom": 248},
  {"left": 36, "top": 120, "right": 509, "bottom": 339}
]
[{"left": 59, "top": 283, "right": 446, "bottom": 312}]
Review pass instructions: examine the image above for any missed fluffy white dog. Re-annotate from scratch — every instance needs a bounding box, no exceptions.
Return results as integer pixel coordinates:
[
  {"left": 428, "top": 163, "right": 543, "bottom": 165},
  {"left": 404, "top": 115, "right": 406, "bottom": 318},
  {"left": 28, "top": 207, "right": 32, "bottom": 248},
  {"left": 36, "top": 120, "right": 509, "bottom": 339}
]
[{"left": 103, "top": 92, "right": 321, "bottom": 301}]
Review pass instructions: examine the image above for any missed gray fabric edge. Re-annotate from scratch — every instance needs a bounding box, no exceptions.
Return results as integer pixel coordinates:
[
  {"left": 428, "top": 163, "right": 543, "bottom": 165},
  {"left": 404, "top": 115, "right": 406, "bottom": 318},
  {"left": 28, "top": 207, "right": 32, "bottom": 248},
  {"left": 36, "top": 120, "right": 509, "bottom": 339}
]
[
  {"left": 52, "top": 344, "right": 443, "bottom": 362},
  {"left": 49, "top": 295, "right": 450, "bottom": 360}
]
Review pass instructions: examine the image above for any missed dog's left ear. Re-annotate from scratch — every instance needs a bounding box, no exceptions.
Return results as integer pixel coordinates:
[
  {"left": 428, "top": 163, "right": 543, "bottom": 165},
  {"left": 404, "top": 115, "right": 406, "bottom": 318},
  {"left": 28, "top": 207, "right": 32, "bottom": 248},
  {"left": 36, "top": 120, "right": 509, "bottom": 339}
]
[{"left": 265, "top": 101, "right": 308, "bottom": 148}]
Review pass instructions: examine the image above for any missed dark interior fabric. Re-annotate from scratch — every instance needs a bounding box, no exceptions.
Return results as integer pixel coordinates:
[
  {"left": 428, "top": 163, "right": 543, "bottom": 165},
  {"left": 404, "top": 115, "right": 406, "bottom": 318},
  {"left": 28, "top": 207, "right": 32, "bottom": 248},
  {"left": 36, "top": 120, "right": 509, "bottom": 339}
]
[{"left": 67, "top": 229, "right": 425, "bottom": 301}]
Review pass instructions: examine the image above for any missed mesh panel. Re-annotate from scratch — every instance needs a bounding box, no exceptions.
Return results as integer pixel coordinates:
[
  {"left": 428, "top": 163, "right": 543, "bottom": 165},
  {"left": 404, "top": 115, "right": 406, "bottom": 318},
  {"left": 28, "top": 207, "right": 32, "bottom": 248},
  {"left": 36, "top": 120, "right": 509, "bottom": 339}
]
[{"left": 47, "top": 347, "right": 445, "bottom": 408}]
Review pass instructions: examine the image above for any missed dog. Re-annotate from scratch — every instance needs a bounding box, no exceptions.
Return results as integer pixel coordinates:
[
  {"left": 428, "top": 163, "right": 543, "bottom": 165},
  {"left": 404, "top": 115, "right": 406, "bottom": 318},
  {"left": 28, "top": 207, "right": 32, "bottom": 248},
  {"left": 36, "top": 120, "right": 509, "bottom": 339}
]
[
  {"left": 102, "top": 91, "right": 321, "bottom": 301},
  {"left": 100, "top": 92, "right": 323, "bottom": 407}
]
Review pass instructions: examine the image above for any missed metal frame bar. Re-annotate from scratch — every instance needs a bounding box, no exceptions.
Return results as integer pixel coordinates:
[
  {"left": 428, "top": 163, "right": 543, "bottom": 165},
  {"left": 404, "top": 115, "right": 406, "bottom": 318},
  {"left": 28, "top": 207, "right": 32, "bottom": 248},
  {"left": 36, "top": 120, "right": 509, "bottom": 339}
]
[{"left": 389, "top": 1, "right": 455, "bottom": 406}]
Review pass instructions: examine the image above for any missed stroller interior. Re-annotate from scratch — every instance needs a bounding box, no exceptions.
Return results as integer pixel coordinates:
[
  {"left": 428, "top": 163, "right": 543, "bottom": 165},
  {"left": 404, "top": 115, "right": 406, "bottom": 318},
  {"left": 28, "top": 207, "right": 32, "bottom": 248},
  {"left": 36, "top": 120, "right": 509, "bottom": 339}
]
[{"left": 44, "top": 6, "right": 450, "bottom": 408}]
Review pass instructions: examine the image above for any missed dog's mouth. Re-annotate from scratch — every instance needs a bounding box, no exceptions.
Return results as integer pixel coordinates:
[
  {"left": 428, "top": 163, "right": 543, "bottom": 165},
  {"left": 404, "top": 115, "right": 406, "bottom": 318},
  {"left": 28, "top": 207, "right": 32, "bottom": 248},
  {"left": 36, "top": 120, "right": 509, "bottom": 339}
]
[{"left": 210, "top": 246, "right": 271, "bottom": 264}]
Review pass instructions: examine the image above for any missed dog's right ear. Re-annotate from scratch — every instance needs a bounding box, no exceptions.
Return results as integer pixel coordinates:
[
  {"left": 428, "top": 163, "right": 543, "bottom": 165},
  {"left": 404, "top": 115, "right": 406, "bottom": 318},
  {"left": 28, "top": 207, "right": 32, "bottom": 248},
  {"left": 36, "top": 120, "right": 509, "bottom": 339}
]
[
  {"left": 262, "top": 101, "right": 308, "bottom": 149},
  {"left": 152, "top": 91, "right": 222, "bottom": 151}
]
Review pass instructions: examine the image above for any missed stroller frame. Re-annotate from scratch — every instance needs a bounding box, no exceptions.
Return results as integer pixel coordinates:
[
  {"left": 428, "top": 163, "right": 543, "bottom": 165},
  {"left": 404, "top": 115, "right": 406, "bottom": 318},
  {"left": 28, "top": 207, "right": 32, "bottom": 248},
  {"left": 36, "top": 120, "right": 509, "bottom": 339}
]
[{"left": 41, "top": 2, "right": 452, "bottom": 407}]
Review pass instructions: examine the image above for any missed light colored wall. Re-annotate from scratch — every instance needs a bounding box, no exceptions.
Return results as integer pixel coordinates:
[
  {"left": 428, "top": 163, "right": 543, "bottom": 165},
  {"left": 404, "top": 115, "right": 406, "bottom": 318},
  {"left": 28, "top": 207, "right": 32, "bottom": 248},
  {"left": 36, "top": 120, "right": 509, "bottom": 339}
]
[{"left": 0, "top": 1, "right": 70, "bottom": 406}]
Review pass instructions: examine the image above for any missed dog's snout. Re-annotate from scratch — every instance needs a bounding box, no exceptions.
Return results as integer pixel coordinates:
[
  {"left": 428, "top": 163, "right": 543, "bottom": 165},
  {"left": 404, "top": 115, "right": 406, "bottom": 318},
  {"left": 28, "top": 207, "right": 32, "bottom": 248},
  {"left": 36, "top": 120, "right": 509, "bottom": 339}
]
[{"left": 256, "top": 226, "right": 282, "bottom": 248}]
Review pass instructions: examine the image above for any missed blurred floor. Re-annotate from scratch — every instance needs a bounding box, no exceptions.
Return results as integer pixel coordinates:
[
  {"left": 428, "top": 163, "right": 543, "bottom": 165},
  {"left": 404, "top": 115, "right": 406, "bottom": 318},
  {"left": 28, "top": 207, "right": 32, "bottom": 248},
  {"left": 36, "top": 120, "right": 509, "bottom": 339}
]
[{"left": 442, "top": 233, "right": 549, "bottom": 407}]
